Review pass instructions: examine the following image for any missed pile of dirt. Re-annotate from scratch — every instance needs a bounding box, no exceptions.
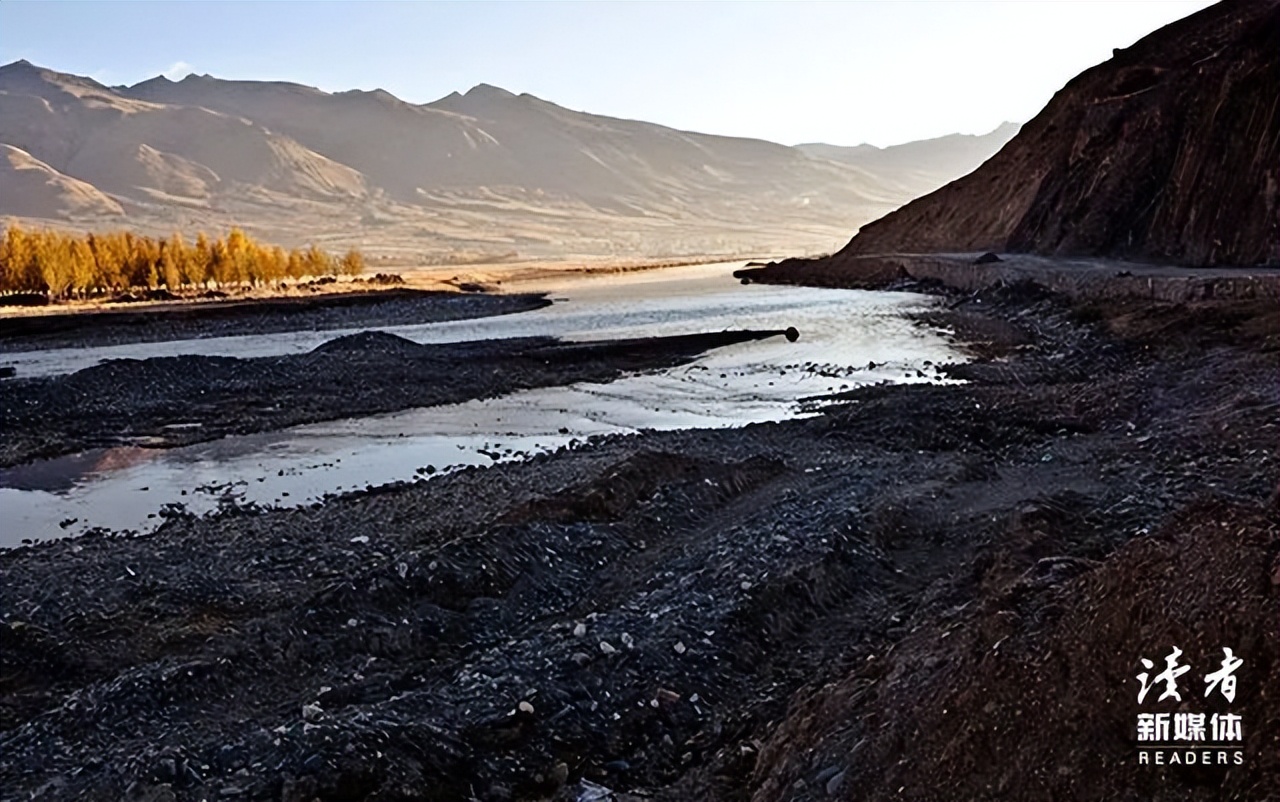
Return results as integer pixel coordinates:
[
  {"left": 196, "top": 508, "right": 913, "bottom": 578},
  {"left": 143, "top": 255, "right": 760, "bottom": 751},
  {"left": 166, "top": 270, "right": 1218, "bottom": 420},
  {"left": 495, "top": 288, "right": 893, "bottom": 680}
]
[{"left": 746, "top": 497, "right": 1278, "bottom": 801}]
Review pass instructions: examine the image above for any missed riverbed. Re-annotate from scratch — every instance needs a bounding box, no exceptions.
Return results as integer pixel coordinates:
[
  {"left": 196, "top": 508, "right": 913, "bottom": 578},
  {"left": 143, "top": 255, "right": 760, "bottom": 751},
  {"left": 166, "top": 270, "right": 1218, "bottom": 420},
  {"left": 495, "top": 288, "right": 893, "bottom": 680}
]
[{"left": 0, "top": 262, "right": 964, "bottom": 543}]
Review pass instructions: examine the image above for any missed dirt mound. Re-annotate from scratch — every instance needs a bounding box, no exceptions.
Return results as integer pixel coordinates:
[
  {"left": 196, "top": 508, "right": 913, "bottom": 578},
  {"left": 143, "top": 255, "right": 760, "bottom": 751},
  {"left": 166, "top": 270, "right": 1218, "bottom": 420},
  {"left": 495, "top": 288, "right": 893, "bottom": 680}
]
[
  {"left": 310, "top": 330, "right": 426, "bottom": 358},
  {"left": 0, "top": 329, "right": 787, "bottom": 468},
  {"left": 501, "top": 451, "right": 786, "bottom": 525},
  {"left": 838, "top": 0, "right": 1280, "bottom": 266},
  {"left": 748, "top": 498, "right": 1279, "bottom": 801}
]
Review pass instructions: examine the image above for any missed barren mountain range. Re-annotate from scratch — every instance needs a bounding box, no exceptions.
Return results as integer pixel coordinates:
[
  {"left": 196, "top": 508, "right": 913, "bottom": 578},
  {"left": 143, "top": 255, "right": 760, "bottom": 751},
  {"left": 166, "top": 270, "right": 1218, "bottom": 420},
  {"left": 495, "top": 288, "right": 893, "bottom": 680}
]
[
  {"left": 832, "top": 0, "right": 1279, "bottom": 267},
  {"left": 0, "top": 59, "right": 1016, "bottom": 260}
]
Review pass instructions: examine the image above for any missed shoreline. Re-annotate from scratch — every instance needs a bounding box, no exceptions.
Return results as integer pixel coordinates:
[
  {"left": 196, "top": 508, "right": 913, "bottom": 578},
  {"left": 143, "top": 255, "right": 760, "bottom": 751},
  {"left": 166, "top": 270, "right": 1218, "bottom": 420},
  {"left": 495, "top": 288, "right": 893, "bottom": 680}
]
[
  {"left": 0, "top": 257, "right": 780, "bottom": 356},
  {"left": 0, "top": 254, "right": 781, "bottom": 322},
  {"left": 2, "top": 266, "right": 1274, "bottom": 799},
  {"left": 0, "top": 328, "right": 791, "bottom": 470},
  {"left": 0, "top": 289, "right": 551, "bottom": 355},
  {"left": 735, "top": 250, "right": 1280, "bottom": 302}
]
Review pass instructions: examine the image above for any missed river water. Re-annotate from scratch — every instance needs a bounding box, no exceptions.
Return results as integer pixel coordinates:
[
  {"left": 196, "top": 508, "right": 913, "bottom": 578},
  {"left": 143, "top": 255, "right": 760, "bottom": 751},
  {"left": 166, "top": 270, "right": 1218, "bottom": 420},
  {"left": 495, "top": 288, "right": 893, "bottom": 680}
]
[{"left": 0, "top": 262, "right": 965, "bottom": 545}]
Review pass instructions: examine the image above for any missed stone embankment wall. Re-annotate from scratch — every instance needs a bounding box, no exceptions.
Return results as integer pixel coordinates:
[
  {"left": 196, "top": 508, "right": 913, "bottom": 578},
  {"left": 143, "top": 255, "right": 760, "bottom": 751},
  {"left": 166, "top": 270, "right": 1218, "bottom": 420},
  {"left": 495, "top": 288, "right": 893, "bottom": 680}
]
[{"left": 737, "top": 253, "right": 1280, "bottom": 303}]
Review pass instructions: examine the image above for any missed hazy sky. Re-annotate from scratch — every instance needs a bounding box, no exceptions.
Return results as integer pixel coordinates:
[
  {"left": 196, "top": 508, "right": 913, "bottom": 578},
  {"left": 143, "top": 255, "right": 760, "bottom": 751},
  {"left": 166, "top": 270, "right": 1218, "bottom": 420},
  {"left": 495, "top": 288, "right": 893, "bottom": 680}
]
[{"left": 0, "top": 0, "right": 1216, "bottom": 147}]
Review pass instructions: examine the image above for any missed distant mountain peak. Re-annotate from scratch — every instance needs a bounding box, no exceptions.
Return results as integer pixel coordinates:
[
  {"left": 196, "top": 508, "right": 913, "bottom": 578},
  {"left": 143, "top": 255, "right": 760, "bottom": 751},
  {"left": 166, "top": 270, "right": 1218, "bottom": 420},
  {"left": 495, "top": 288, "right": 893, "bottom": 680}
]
[
  {"left": 0, "top": 59, "right": 59, "bottom": 79},
  {"left": 129, "top": 74, "right": 174, "bottom": 91},
  {"left": 464, "top": 83, "right": 516, "bottom": 99},
  {"left": 337, "top": 87, "right": 398, "bottom": 101}
]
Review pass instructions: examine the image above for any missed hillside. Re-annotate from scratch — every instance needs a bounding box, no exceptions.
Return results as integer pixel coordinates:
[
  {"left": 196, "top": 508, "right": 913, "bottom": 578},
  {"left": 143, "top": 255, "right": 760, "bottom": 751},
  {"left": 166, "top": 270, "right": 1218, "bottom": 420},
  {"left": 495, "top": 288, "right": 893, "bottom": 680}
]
[
  {"left": 0, "top": 144, "right": 124, "bottom": 219},
  {"left": 833, "top": 0, "right": 1280, "bottom": 267},
  {"left": 0, "top": 60, "right": 1014, "bottom": 260},
  {"left": 797, "top": 122, "right": 1019, "bottom": 201},
  {"left": 0, "top": 62, "right": 367, "bottom": 208}
]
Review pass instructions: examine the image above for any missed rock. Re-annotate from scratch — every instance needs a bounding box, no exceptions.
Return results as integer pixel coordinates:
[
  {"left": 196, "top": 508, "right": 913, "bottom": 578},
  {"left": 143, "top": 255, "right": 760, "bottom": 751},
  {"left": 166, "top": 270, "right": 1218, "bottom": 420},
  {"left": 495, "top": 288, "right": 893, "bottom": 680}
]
[
  {"left": 599, "top": 641, "right": 617, "bottom": 654},
  {"left": 574, "top": 780, "right": 616, "bottom": 802},
  {"left": 301, "top": 703, "right": 324, "bottom": 722},
  {"left": 549, "top": 761, "right": 570, "bottom": 788},
  {"left": 573, "top": 622, "right": 588, "bottom": 638},
  {"left": 655, "top": 688, "right": 681, "bottom": 707},
  {"left": 826, "top": 770, "right": 847, "bottom": 796},
  {"left": 155, "top": 757, "right": 177, "bottom": 782},
  {"left": 974, "top": 252, "right": 1002, "bottom": 265}
]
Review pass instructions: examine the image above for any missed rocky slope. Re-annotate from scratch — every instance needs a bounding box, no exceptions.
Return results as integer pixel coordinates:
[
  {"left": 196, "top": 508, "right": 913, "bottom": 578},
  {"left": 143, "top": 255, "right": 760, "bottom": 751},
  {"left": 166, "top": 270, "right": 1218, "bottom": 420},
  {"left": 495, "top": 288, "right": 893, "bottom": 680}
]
[{"left": 836, "top": 0, "right": 1280, "bottom": 267}]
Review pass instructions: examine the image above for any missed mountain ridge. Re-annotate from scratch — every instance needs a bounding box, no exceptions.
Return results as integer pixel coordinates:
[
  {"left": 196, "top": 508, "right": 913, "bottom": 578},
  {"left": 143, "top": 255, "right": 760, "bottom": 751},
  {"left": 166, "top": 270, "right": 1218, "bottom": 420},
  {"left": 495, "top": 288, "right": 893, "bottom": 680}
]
[{"left": 0, "top": 60, "right": 1018, "bottom": 258}]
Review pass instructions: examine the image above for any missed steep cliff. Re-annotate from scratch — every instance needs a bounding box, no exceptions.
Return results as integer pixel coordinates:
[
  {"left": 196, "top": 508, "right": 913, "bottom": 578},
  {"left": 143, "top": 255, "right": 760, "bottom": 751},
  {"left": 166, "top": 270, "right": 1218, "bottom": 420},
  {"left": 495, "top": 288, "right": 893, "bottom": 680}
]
[{"left": 838, "top": 0, "right": 1280, "bottom": 267}]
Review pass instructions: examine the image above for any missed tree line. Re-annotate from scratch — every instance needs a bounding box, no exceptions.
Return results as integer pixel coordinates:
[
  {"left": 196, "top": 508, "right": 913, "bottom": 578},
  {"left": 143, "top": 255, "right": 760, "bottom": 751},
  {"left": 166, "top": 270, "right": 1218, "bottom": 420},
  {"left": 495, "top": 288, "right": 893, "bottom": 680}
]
[{"left": 0, "top": 224, "right": 366, "bottom": 298}]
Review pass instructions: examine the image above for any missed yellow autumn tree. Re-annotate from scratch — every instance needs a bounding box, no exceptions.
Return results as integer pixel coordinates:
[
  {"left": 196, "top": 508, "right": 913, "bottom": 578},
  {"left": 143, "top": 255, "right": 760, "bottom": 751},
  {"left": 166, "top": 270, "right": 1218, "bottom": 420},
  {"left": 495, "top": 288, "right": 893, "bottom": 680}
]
[
  {"left": 0, "top": 225, "right": 366, "bottom": 298},
  {"left": 339, "top": 248, "right": 366, "bottom": 276},
  {"left": 303, "top": 244, "right": 333, "bottom": 277}
]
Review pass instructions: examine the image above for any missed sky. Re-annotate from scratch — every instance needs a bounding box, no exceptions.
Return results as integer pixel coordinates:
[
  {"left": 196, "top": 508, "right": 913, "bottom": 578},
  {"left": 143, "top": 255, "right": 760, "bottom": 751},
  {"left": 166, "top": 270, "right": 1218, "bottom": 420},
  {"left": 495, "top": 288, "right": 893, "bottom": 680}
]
[{"left": 0, "top": 0, "right": 1217, "bottom": 148}]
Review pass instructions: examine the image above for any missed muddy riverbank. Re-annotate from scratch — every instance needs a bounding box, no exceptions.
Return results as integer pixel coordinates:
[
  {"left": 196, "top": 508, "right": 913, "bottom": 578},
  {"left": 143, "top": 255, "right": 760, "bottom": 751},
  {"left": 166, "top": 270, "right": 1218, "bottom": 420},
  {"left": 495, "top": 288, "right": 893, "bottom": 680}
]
[
  {"left": 1, "top": 279, "right": 1276, "bottom": 801},
  {"left": 0, "top": 328, "right": 789, "bottom": 470},
  {"left": 0, "top": 289, "right": 550, "bottom": 353}
]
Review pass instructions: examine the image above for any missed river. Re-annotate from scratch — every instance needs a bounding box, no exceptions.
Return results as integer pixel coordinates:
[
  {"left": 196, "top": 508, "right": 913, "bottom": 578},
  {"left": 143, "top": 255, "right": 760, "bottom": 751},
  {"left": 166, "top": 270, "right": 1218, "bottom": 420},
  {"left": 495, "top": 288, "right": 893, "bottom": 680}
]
[{"left": 0, "top": 262, "right": 965, "bottom": 544}]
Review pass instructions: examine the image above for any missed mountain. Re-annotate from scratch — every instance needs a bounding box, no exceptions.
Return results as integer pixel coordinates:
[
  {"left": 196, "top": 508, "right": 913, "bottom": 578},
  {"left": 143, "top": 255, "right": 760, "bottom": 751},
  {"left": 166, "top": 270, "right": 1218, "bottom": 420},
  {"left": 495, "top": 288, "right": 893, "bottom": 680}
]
[
  {"left": 797, "top": 123, "right": 1020, "bottom": 200},
  {"left": 0, "top": 144, "right": 124, "bottom": 218},
  {"left": 122, "top": 74, "right": 906, "bottom": 222},
  {"left": 0, "top": 61, "right": 367, "bottom": 206},
  {"left": 0, "top": 59, "right": 1016, "bottom": 259},
  {"left": 834, "top": 0, "right": 1280, "bottom": 267}
]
